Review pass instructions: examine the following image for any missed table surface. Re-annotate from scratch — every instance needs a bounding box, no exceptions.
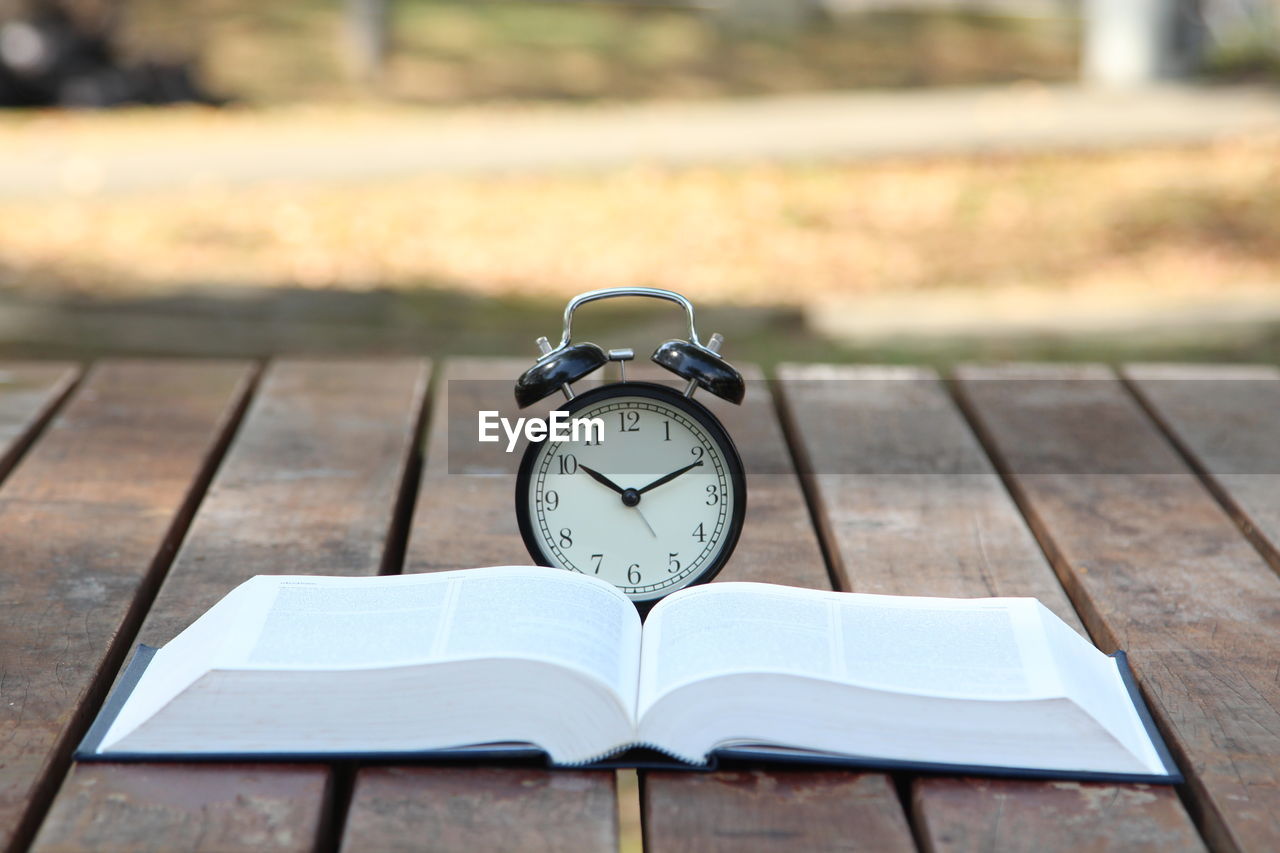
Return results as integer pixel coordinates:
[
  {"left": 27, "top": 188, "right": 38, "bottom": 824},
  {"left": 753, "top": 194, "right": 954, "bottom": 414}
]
[{"left": 1, "top": 358, "right": 1277, "bottom": 853}]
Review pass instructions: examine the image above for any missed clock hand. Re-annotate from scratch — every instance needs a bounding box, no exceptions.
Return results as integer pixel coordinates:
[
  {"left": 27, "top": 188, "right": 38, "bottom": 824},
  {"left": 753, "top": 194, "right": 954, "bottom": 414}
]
[
  {"left": 634, "top": 505, "right": 658, "bottom": 538},
  {"left": 637, "top": 459, "right": 704, "bottom": 495},
  {"left": 578, "top": 462, "right": 655, "bottom": 535},
  {"left": 577, "top": 463, "right": 626, "bottom": 495}
]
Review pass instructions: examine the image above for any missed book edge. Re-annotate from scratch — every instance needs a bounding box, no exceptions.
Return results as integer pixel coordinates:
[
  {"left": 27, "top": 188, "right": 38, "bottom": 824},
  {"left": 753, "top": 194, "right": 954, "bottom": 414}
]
[{"left": 73, "top": 647, "right": 1182, "bottom": 785}]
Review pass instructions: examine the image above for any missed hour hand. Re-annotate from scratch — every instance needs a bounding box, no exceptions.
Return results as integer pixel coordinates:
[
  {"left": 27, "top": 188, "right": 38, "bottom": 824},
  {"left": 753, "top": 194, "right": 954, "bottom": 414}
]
[
  {"left": 637, "top": 459, "right": 704, "bottom": 494},
  {"left": 577, "top": 463, "right": 626, "bottom": 495}
]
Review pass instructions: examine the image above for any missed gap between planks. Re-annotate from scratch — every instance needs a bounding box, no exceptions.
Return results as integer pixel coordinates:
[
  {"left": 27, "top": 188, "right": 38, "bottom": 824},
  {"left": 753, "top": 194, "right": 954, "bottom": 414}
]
[
  {"left": 1120, "top": 364, "right": 1280, "bottom": 579},
  {"left": 950, "top": 364, "right": 1280, "bottom": 853},
  {"left": 0, "top": 361, "right": 259, "bottom": 853},
  {"left": 0, "top": 363, "right": 83, "bottom": 486},
  {"left": 27, "top": 359, "right": 430, "bottom": 853},
  {"left": 340, "top": 360, "right": 919, "bottom": 853},
  {"left": 775, "top": 364, "right": 1204, "bottom": 853}
]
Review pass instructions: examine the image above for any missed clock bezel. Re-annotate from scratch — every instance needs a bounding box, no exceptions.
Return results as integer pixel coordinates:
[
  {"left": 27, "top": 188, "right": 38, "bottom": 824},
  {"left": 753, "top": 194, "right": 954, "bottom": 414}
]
[{"left": 515, "top": 381, "right": 746, "bottom": 606}]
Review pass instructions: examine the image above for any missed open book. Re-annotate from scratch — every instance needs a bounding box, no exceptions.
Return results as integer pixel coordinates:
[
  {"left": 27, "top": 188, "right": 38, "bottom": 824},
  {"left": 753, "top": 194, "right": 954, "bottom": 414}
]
[{"left": 79, "top": 567, "right": 1178, "bottom": 782}]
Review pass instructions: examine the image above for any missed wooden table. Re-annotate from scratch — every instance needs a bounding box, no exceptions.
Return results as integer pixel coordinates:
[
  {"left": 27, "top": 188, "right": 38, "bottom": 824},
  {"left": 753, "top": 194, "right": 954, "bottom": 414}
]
[{"left": 1, "top": 358, "right": 1277, "bottom": 853}]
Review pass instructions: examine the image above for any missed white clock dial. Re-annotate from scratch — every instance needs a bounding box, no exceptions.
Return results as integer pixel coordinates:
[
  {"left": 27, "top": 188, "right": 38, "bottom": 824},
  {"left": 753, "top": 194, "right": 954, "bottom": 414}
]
[{"left": 522, "top": 388, "right": 740, "bottom": 601}]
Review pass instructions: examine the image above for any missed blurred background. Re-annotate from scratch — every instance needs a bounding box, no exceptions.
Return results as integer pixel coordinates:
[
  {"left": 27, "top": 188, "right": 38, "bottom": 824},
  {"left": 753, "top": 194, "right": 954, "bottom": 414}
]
[{"left": 0, "top": 0, "right": 1278, "bottom": 366}]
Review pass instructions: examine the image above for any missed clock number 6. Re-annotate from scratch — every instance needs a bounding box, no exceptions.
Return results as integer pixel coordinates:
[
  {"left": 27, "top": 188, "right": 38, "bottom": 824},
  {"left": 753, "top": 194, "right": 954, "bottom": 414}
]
[{"left": 627, "top": 564, "right": 642, "bottom": 584}]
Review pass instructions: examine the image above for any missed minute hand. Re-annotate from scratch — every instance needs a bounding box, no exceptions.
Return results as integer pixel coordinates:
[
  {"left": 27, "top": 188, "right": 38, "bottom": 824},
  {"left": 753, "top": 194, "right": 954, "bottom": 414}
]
[{"left": 637, "top": 459, "right": 704, "bottom": 494}]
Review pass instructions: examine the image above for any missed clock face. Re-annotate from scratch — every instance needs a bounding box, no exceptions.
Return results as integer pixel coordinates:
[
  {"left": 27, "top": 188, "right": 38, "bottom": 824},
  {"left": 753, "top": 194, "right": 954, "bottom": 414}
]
[{"left": 516, "top": 383, "right": 745, "bottom": 604}]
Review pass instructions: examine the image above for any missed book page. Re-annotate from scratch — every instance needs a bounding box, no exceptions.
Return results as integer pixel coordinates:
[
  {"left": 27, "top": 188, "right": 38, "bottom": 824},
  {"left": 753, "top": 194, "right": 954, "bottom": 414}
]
[
  {"left": 639, "top": 583, "right": 1057, "bottom": 713},
  {"left": 220, "top": 567, "right": 643, "bottom": 708},
  {"left": 1039, "top": 605, "right": 1166, "bottom": 773},
  {"left": 99, "top": 567, "right": 644, "bottom": 761}
]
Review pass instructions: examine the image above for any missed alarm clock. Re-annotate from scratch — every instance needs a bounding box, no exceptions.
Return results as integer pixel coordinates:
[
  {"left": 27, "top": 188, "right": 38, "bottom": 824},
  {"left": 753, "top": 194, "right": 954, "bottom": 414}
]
[{"left": 514, "top": 287, "right": 746, "bottom": 608}]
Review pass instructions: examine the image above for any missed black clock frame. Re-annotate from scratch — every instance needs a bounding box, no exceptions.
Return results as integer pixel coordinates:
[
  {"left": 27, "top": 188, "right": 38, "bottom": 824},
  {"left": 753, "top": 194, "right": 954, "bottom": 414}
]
[{"left": 515, "top": 381, "right": 746, "bottom": 609}]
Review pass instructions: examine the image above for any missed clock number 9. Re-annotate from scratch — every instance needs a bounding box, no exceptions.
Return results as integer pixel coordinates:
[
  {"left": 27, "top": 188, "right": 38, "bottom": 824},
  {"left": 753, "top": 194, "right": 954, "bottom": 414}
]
[
  {"left": 627, "top": 564, "right": 642, "bottom": 584},
  {"left": 544, "top": 490, "right": 559, "bottom": 511}
]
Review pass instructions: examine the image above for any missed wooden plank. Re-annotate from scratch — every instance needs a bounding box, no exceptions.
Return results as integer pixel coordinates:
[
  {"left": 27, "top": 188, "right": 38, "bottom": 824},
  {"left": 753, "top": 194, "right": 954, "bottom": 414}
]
[
  {"left": 349, "top": 359, "right": 914, "bottom": 852},
  {"left": 914, "top": 778, "right": 1207, "bottom": 853},
  {"left": 26, "top": 765, "right": 330, "bottom": 853},
  {"left": 777, "top": 364, "right": 1203, "bottom": 853},
  {"left": 0, "top": 360, "right": 253, "bottom": 853},
  {"left": 0, "top": 363, "right": 80, "bottom": 480},
  {"left": 344, "top": 358, "right": 618, "bottom": 853},
  {"left": 30, "top": 359, "right": 430, "bottom": 853},
  {"left": 640, "top": 364, "right": 917, "bottom": 853},
  {"left": 776, "top": 365, "right": 1082, "bottom": 620},
  {"left": 954, "top": 364, "right": 1280, "bottom": 853},
  {"left": 645, "top": 771, "right": 910, "bottom": 853},
  {"left": 342, "top": 767, "right": 618, "bottom": 853},
  {"left": 403, "top": 358, "right": 542, "bottom": 573},
  {"left": 1123, "top": 364, "right": 1280, "bottom": 575}
]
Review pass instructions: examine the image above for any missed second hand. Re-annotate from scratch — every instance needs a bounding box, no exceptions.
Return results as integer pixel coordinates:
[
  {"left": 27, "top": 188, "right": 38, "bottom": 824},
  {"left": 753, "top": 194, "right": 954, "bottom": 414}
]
[{"left": 633, "top": 505, "right": 658, "bottom": 538}]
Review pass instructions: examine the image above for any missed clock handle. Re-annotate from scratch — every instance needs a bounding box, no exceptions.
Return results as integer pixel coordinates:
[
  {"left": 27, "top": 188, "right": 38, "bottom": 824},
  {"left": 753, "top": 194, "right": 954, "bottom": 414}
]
[
  {"left": 557, "top": 287, "right": 701, "bottom": 349},
  {"left": 516, "top": 287, "right": 744, "bottom": 407}
]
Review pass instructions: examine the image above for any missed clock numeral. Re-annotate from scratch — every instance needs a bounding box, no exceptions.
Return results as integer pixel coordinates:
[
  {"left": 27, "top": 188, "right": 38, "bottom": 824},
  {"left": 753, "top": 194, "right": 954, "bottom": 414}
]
[
  {"left": 693, "top": 523, "right": 707, "bottom": 543},
  {"left": 544, "top": 490, "right": 559, "bottom": 511},
  {"left": 557, "top": 454, "right": 578, "bottom": 475},
  {"left": 618, "top": 411, "right": 639, "bottom": 432},
  {"left": 583, "top": 432, "right": 601, "bottom": 446},
  {"left": 559, "top": 528, "right": 573, "bottom": 548},
  {"left": 691, "top": 446, "right": 705, "bottom": 461},
  {"left": 591, "top": 553, "right": 603, "bottom": 574},
  {"left": 627, "top": 564, "right": 642, "bottom": 584},
  {"left": 667, "top": 553, "right": 681, "bottom": 573},
  {"left": 705, "top": 484, "right": 720, "bottom": 506},
  {"left": 662, "top": 421, "right": 672, "bottom": 441}
]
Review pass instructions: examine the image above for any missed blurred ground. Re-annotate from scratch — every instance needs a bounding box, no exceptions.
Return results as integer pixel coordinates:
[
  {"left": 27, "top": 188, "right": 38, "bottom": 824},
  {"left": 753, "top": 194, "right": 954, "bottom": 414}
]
[
  {"left": 2, "top": 6, "right": 1279, "bottom": 366},
  {"left": 4, "top": 85, "right": 1279, "bottom": 195},
  {"left": 2, "top": 113, "right": 1279, "bottom": 363}
]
